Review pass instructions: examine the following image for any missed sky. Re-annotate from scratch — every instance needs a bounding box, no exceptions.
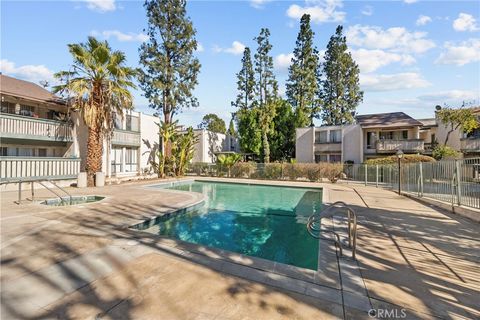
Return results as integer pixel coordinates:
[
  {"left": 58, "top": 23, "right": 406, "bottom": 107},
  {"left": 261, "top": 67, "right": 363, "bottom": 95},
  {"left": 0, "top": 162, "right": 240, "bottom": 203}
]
[{"left": 1, "top": 0, "right": 479, "bottom": 127}]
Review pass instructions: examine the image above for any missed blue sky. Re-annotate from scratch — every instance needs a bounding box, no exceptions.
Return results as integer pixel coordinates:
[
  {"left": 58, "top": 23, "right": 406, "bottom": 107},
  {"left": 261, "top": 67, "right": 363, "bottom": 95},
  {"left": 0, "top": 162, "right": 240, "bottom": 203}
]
[{"left": 1, "top": 0, "right": 479, "bottom": 127}]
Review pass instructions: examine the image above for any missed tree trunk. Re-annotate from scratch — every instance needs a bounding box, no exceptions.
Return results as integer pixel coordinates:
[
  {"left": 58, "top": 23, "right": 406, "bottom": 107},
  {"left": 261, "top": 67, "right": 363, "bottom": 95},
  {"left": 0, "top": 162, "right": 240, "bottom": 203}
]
[
  {"left": 85, "top": 126, "right": 103, "bottom": 187},
  {"left": 263, "top": 131, "right": 270, "bottom": 163}
]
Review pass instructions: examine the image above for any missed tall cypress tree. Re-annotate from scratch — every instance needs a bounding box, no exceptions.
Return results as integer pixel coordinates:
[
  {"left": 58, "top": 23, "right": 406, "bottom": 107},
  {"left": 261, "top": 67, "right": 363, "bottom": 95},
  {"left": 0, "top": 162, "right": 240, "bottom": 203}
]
[
  {"left": 232, "top": 47, "right": 261, "bottom": 154},
  {"left": 138, "top": 0, "right": 201, "bottom": 125},
  {"left": 232, "top": 47, "right": 255, "bottom": 110},
  {"left": 254, "top": 28, "right": 277, "bottom": 163},
  {"left": 321, "top": 26, "right": 363, "bottom": 125},
  {"left": 286, "top": 14, "right": 321, "bottom": 128}
]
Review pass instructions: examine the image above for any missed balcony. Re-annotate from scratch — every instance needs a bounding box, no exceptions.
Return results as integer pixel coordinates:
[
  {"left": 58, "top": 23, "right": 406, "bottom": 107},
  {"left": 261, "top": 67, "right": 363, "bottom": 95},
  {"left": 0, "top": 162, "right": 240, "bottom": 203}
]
[
  {"left": 0, "top": 157, "right": 80, "bottom": 182},
  {"left": 112, "top": 129, "right": 141, "bottom": 146},
  {"left": 0, "top": 113, "right": 73, "bottom": 142},
  {"left": 314, "top": 141, "right": 342, "bottom": 153},
  {"left": 460, "top": 137, "right": 480, "bottom": 153},
  {"left": 376, "top": 139, "right": 424, "bottom": 153}
]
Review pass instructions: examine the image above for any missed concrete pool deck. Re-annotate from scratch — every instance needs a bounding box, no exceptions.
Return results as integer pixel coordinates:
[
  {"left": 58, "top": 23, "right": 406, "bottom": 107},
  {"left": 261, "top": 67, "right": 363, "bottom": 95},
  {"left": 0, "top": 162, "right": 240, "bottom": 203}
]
[{"left": 1, "top": 178, "right": 479, "bottom": 319}]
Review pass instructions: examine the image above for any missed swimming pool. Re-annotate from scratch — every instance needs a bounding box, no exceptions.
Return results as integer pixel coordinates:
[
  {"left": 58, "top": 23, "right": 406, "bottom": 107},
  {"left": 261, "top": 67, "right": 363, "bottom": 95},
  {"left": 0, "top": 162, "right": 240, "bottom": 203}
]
[{"left": 139, "top": 181, "right": 323, "bottom": 270}]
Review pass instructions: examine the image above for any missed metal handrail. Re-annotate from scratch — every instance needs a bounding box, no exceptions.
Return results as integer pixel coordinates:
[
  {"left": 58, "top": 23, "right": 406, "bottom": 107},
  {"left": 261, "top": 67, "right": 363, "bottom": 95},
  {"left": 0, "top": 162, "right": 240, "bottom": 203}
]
[
  {"left": 306, "top": 217, "right": 343, "bottom": 257},
  {"left": 38, "top": 181, "right": 69, "bottom": 205},
  {"left": 48, "top": 180, "right": 73, "bottom": 205},
  {"left": 306, "top": 201, "right": 358, "bottom": 260}
]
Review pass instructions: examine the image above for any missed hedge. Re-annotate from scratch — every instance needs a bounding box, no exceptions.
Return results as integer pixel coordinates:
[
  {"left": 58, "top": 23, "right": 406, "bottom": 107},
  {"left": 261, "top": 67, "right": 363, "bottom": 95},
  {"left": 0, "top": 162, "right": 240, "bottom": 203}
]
[{"left": 364, "top": 154, "right": 436, "bottom": 165}]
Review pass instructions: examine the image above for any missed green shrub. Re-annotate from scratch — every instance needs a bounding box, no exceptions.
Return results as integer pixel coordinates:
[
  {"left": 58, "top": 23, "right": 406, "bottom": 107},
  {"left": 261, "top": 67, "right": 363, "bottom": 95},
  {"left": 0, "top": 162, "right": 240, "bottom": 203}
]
[
  {"left": 432, "top": 145, "right": 460, "bottom": 160},
  {"left": 264, "top": 163, "right": 283, "bottom": 180},
  {"left": 230, "top": 162, "right": 256, "bottom": 178},
  {"left": 365, "top": 154, "right": 436, "bottom": 165}
]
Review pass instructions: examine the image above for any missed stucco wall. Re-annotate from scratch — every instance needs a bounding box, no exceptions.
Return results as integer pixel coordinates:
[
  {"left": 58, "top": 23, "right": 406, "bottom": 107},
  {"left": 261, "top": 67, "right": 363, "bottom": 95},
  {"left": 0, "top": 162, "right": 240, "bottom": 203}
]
[
  {"left": 295, "top": 127, "right": 314, "bottom": 163},
  {"left": 139, "top": 113, "right": 159, "bottom": 174},
  {"left": 342, "top": 124, "right": 362, "bottom": 164}
]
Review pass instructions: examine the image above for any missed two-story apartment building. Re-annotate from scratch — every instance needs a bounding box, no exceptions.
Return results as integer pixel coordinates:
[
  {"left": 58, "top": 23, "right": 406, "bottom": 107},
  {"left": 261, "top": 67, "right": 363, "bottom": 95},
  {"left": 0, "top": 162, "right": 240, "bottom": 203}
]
[{"left": 295, "top": 111, "right": 467, "bottom": 164}]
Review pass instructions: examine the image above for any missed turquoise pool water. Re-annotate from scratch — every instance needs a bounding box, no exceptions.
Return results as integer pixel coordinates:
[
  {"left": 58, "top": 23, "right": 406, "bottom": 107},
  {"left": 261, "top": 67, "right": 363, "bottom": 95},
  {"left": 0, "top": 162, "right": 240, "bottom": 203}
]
[{"left": 141, "top": 181, "right": 322, "bottom": 270}]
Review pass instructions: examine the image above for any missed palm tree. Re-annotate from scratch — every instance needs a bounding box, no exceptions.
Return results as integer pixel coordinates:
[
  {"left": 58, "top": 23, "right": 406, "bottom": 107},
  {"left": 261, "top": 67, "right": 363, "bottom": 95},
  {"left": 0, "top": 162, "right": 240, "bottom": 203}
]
[
  {"left": 54, "top": 37, "right": 137, "bottom": 186},
  {"left": 157, "top": 120, "right": 178, "bottom": 178},
  {"left": 217, "top": 153, "right": 242, "bottom": 177}
]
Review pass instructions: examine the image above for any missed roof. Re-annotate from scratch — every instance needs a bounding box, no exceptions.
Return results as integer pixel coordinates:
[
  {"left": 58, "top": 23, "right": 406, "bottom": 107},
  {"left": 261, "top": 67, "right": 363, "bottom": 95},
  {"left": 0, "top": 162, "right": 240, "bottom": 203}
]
[
  {"left": 417, "top": 118, "right": 437, "bottom": 128},
  {"left": 355, "top": 112, "right": 423, "bottom": 128},
  {"left": 0, "top": 74, "right": 64, "bottom": 105}
]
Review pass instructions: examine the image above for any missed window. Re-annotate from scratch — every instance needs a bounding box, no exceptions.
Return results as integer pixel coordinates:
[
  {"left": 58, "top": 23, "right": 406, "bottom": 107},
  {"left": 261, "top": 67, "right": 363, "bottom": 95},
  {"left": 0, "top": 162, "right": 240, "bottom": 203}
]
[
  {"left": 379, "top": 131, "right": 393, "bottom": 140},
  {"left": 402, "top": 130, "right": 408, "bottom": 139},
  {"left": 126, "top": 115, "right": 139, "bottom": 132},
  {"left": 125, "top": 147, "right": 138, "bottom": 172},
  {"left": 19, "top": 105, "right": 35, "bottom": 117},
  {"left": 330, "top": 130, "right": 341, "bottom": 143},
  {"left": 113, "top": 113, "right": 123, "bottom": 130},
  {"left": 315, "top": 154, "right": 328, "bottom": 163},
  {"left": 367, "top": 132, "right": 376, "bottom": 149},
  {"left": 0, "top": 147, "right": 7, "bottom": 156},
  {"left": 329, "top": 154, "right": 342, "bottom": 163},
  {"left": 38, "top": 149, "right": 47, "bottom": 157},
  {"left": 0, "top": 101, "right": 15, "bottom": 114},
  {"left": 17, "top": 148, "right": 35, "bottom": 156},
  {"left": 315, "top": 131, "right": 328, "bottom": 143},
  {"left": 111, "top": 147, "right": 123, "bottom": 174}
]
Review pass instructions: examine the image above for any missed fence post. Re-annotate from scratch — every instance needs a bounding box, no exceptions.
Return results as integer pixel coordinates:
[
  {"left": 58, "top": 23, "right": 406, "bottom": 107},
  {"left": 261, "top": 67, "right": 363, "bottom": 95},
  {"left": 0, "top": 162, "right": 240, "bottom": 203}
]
[
  {"left": 364, "top": 164, "right": 368, "bottom": 186},
  {"left": 455, "top": 160, "right": 462, "bottom": 206},
  {"left": 419, "top": 162, "right": 424, "bottom": 197},
  {"left": 375, "top": 165, "right": 379, "bottom": 188}
]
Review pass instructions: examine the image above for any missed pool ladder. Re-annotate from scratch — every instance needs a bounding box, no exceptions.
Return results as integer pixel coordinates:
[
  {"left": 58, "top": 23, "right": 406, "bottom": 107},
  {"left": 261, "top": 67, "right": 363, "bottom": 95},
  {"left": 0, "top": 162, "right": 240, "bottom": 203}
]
[{"left": 306, "top": 201, "right": 357, "bottom": 260}]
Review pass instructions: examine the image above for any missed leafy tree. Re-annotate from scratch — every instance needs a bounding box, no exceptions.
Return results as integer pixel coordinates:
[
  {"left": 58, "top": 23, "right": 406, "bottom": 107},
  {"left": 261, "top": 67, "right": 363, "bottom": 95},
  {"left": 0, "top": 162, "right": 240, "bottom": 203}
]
[
  {"left": 286, "top": 14, "right": 322, "bottom": 128},
  {"left": 236, "top": 107, "right": 262, "bottom": 155},
  {"left": 228, "top": 117, "right": 236, "bottom": 137},
  {"left": 54, "top": 37, "right": 136, "bottom": 186},
  {"left": 432, "top": 145, "right": 459, "bottom": 160},
  {"left": 269, "top": 99, "right": 296, "bottom": 161},
  {"left": 232, "top": 47, "right": 256, "bottom": 110},
  {"left": 321, "top": 25, "right": 363, "bottom": 125},
  {"left": 198, "top": 113, "right": 226, "bottom": 133},
  {"left": 436, "top": 106, "right": 479, "bottom": 145},
  {"left": 139, "top": 0, "right": 201, "bottom": 158},
  {"left": 254, "top": 28, "right": 278, "bottom": 107},
  {"left": 254, "top": 28, "right": 278, "bottom": 162}
]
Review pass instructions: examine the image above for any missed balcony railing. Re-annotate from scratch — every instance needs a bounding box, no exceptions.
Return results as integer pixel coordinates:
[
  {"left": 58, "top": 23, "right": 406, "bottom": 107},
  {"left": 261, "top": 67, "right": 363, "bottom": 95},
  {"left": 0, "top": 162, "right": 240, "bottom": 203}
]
[
  {"left": 0, "top": 113, "right": 73, "bottom": 142},
  {"left": 460, "top": 138, "right": 480, "bottom": 153},
  {"left": 0, "top": 157, "right": 81, "bottom": 182},
  {"left": 112, "top": 129, "right": 141, "bottom": 146},
  {"left": 376, "top": 139, "right": 424, "bottom": 153}
]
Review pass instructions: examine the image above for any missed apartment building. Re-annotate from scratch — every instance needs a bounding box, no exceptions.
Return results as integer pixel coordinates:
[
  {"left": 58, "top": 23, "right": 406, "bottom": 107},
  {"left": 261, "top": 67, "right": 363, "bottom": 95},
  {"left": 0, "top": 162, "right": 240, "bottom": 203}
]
[
  {"left": 1, "top": 75, "right": 238, "bottom": 184},
  {"left": 296, "top": 110, "right": 479, "bottom": 164}
]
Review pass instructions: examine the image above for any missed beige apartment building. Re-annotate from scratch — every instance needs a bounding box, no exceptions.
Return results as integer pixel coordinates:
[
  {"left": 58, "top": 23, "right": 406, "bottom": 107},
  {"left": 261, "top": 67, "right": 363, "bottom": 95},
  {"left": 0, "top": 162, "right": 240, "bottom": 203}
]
[
  {"left": 296, "top": 110, "right": 479, "bottom": 164},
  {"left": 0, "top": 75, "right": 237, "bottom": 184}
]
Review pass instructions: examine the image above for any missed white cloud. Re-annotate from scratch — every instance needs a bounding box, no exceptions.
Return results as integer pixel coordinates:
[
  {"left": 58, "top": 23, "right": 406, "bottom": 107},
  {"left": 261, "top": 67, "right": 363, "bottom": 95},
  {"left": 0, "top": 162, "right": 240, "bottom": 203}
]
[
  {"left": 453, "top": 13, "right": 479, "bottom": 32},
  {"left": 416, "top": 15, "right": 432, "bottom": 26},
  {"left": 361, "top": 5, "right": 373, "bottom": 16},
  {"left": 404, "top": 0, "right": 418, "bottom": 4},
  {"left": 351, "top": 49, "right": 415, "bottom": 73},
  {"left": 417, "top": 90, "right": 479, "bottom": 102},
  {"left": 84, "top": 0, "right": 116, "bottom": 12},
  {"left": 250, "top": 0, "right": 272, "bottom": 9},
  {"left": 286, "top": 0, "right": 346, "bottom": 24},
  {"left": 435, "top": 38, "right": 480, "bottom": 66},
  {"left": 0, "top": 59, "right": 55, "bottom": 85},
  {"left": 360, "top": 72, "right": 431, "bottom": 91},
  {"left": 213, "top": 41, "right": 246, "bottom": 55},
  {"left": 274, "top": 53, "right": 294, "bottom": 71},
  {"left": 91, "top": 30, "right": 148, "bottom": 42},
  {"left": 346, "top": 25, "right": 435, "bottom": 54}
]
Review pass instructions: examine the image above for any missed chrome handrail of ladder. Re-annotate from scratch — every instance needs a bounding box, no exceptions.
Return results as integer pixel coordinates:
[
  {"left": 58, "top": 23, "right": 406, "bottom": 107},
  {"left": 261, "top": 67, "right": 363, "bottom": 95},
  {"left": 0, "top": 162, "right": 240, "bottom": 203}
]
[
  {"left": 37, "top": 181, "right": 69, "bottom": 205},
  {"left": 306, "top": 201, "right": 357, "bottom": 260},
  {"left": 306, "top": 218, "right": 343, "bottom": 257},
  {"left": 47, "top": 180, "right": 73, "bottom": 205}
]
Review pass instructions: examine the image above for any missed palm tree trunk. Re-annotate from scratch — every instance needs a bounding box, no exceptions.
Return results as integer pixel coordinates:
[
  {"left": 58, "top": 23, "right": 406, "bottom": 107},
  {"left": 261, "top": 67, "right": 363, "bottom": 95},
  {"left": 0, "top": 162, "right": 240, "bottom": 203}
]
[{"left": 85, "top": 126, "right": 103, "bottom": 187}]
